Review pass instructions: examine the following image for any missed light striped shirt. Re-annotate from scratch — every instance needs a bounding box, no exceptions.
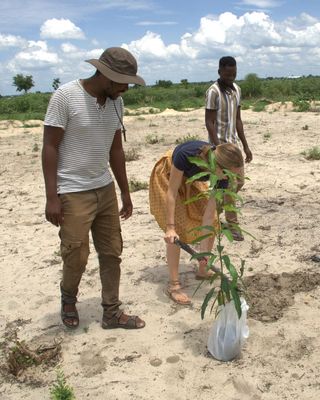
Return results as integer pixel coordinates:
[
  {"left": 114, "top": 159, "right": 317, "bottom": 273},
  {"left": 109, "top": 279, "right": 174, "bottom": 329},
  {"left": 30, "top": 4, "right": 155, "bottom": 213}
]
[
  {"left": 44, "top": 80, "right": 123, "bottom": 194},
  {"left": 205, "top": 81, "right": 241, "bottom": 144}
]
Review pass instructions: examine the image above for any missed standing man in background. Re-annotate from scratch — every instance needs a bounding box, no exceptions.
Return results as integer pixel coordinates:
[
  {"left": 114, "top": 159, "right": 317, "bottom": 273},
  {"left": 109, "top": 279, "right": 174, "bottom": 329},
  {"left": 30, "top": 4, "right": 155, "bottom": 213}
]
[
  {"left": 205, "top": 56, "right": 253, "bottom": 241},
  {"left": 42, "top": 47, "right": 146, "bottom": 330}
]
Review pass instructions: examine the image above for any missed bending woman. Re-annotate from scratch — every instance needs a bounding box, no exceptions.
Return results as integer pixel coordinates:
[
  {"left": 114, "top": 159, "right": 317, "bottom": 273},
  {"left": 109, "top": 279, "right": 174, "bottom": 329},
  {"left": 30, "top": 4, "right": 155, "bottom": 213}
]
[{"left": 149, "top": 140, "right": 244, "bottom": 305}]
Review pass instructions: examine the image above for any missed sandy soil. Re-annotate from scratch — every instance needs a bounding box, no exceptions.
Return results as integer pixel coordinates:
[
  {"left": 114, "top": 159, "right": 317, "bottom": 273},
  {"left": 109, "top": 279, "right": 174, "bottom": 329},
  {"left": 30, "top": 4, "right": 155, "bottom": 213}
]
[{"left": 0, "top": 106, "right": 320, "bottom": 400}]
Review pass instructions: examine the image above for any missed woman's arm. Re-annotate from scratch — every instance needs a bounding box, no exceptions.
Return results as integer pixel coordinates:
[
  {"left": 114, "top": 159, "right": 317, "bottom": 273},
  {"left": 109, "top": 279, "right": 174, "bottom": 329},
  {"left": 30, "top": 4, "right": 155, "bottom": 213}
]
[{"left": 164, "top": 165, "right": 184, "bottom": 244}]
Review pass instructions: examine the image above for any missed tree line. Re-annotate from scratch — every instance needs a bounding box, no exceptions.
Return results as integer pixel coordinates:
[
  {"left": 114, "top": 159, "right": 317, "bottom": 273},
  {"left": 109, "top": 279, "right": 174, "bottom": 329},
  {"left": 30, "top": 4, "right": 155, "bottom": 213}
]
[{"left": 1, "top": 73, "right": 320, "bottom": 120}]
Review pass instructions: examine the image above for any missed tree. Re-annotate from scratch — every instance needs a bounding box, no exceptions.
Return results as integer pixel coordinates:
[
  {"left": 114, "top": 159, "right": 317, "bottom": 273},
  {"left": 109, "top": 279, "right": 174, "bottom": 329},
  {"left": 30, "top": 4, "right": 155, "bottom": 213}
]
[
  {"left": 52, "top": 78, "right": 61, "bottom": 91},
  {"left": 180, "top": 79, "right": 189, "bottom": 88},
  {"left": 155, "top": 80, "right": 173, "bottom": 88},
  {"left": 12, "top": 74, "right": 34, "bottom": 93},
  {"left": 240, "top": 73, "right": 262, "bottom": 98}
]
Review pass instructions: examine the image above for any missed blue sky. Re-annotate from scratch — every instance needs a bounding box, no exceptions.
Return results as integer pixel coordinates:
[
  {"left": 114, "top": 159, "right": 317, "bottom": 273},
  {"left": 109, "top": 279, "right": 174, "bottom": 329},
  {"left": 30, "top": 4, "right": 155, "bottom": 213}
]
[{"left": 1, "top": 0, "right": 320, "bottom": 95}]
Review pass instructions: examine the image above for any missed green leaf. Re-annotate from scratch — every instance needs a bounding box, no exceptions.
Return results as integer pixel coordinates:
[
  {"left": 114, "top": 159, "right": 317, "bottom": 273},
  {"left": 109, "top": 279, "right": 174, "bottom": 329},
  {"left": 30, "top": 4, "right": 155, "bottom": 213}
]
[
  {"left": 217, "top": 290, "right": 224, "bottom": 306},
  {"left": 221, "top": 277, "right": 231, "bottom": 302},
  {"left": 221, "top": 228, "right": 234, "bottom": 242},
  {"left": 209, "top": 175, "right": 219, "bottom": 188},
  {"left": 187, "top": 156, "right": 210, "bottom": 169},
  {"left": 208, "top": 149, "right": 216, "bottom": 170},
  {"left": 240, "top": 228, "right": 257, "bottom": 240},
  {"left": 191, "top": 233, "right": 213, "bottom": 244},
  {"left": 207, "top": 254, "right": 218, "bottom": 268},
  {"left": 193, "top": 279, "right": 205, "bottom": 296},
  {"left": 209, "top": 296, "right": 218, "bottom": 314},
  {"left": 208, "top": 272, "right": 219, "bottom": 284},
  {"left": 189, "top": 224, "right": 216, "bottom": 232},
  {"left": 186, "top": 171, "right": 210, "bottom": 183},
  {"left": 184, "top": 192, "right": 207, "bottom": 205},
  {"left": 216, "top": 244, "right": 224, "bottom": 253},
  {"left": 231, "top": 288, "right": 242, "bottom": 318},
  {"left": 201, "top": 287, "right": 216, "bottom": 319},
  {"left": 214, "top": 190, "right": 224, "bottom": 202},
  {"left": 223, "top": 204, "right": 240, "bottom": 213}
]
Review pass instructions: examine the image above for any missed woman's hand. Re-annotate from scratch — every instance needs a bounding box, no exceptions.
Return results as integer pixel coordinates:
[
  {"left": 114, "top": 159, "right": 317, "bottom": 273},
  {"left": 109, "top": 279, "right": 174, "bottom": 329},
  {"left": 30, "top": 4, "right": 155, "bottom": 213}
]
[{"left": 164, "top": 226, "right": 179, "bottom": 244}]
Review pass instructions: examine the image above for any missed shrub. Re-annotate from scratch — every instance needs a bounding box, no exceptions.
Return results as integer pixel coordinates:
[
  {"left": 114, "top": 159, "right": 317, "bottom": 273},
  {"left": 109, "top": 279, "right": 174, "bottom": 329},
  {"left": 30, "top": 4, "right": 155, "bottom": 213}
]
[
  {"left": 125, "top": 148, "right": 140, "bottom": 161},
  {"left": 50, "top": 370, "right": 75, "bottom": 400},
  {"left": 302, "top": 146, "right": 320, "bottom": 160},
  {"left": 145, "top": 134, "right": 163, "bottom": 144},
  {"left": 129, "top": 179, "right": 148, "bottom": 192}
]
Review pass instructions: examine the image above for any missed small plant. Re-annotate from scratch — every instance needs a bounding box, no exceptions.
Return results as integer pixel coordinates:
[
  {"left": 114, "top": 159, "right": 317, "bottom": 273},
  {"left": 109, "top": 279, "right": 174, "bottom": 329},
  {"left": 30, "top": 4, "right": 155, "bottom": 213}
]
[
  {"left": 145, "top": 134, "right": 163, "bottom": 144},
  {"left": 186, "top": 151, "right": 250, "bottom": 319},
  {"left": 125, "top": 148, "right": 140, "bottom": 162},
  {"left": 129, "top": 179, "right": 148, "bottom": 192},
  {"left": 302, "top": 125, "right": 309, "bottom": 130},
  {"left": 301, "top": 146, "right": 320, "bottom": 160},
  {"left": 33, "top": 143, "right": 39, "bottom": 152},
  {"left": 175, "top": 134, "right": 201, "bottom": 145},
  {"left": 50, "top": 369, "right": 75, "bottom": 400},
  {"left": 263, "top": 132, "right": 271, "bottom": 141}
]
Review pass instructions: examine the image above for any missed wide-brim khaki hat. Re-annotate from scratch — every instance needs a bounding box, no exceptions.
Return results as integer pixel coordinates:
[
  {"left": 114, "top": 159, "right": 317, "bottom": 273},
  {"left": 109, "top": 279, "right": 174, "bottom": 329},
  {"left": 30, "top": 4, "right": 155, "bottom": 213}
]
[{"left": 86, "top": 47, "right": 145, "bottom": 86}]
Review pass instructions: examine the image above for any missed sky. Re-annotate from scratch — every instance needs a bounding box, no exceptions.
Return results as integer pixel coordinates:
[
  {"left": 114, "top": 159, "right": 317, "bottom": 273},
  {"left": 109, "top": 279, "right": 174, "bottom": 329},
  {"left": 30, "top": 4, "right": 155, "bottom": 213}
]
[{"left": 1, "top": 0, "right": 320, "bottom": 95}]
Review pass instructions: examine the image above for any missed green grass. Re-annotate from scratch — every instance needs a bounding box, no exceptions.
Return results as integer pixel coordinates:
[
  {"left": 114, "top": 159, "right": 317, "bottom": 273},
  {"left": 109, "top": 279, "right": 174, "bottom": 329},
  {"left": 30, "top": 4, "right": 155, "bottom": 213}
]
[
  {"left": 125, "top": 148, "right": 140, "bottom": 161},
  {"left": 145, "top": 134, "right": 164, "bottom": 144},
  {"left": 302, "top": 146, "right": 320, "bottom": 160},
  {"left": 129, "top": 179, "right": 149, "bottom": 192}
]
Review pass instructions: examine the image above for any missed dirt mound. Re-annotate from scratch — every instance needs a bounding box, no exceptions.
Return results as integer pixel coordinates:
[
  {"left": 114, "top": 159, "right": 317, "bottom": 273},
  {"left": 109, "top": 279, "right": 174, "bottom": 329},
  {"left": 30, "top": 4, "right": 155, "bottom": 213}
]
[{"left": 245, "top": 270, "right": 320, "bottom": 322}]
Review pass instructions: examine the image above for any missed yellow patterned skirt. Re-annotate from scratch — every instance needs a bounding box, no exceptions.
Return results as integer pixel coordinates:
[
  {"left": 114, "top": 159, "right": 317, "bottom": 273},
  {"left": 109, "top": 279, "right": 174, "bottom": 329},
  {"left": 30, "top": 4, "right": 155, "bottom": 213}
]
[{"left": 149, "top": 150, "right": 217, "bottom": 243}]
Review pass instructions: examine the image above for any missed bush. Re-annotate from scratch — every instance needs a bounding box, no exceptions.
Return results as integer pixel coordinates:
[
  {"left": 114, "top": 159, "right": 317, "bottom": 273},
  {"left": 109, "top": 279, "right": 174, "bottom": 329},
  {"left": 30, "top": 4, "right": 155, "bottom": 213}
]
[
  {"left": 129, "top": 179, "right": 148, "bottom": 192},
  {"left": 302, "top": 146, "right": 320, "bottom": 160}
]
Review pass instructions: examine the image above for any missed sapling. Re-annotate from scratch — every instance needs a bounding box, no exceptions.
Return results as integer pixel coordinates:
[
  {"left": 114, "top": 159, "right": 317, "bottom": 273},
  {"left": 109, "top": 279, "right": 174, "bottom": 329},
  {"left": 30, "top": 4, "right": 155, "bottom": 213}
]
[{"left": 185, "top": 149, "right": 250, "bottom": 319}]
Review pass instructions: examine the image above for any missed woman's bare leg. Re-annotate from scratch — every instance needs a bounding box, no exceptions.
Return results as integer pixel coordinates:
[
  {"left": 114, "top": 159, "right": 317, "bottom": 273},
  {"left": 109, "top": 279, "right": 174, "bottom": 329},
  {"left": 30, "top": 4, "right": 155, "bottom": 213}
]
[{"left": 166, "top": 243, "right": 191, "bottom": 304}]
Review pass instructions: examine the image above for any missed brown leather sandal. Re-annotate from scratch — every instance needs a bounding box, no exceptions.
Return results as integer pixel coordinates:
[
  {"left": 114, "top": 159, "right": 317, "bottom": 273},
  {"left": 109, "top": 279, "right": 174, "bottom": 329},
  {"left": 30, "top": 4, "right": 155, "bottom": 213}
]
[
  {"left": 102, "top": 312, "right": 145, "bottom": 330},
  {"left": 166, "top": 281, "right": 191, "bottom": 305},
  {"left": 61, "top": 302, "right": 79, "bottom": 329}
]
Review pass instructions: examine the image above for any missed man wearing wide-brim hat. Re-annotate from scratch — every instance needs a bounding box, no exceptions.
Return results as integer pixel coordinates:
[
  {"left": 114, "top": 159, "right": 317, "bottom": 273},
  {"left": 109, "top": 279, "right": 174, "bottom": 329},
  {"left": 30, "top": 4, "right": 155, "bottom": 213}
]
[{"left": 42, "top": 47, "right": 146, "bottom": 330}]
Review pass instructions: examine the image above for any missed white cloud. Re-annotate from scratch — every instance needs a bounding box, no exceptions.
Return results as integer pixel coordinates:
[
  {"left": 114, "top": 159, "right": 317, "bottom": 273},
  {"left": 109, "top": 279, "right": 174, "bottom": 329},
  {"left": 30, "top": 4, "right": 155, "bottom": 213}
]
[
  {"left": 123, "top": 31, "right": 182, "bottom": 59},
  {"left": 40, "top": 18, "right": 85, "bottom": 40},
  {"left": 7, "top": 41, "right": 59, "bottom": 72},
  {"left": 123, "top": 11, "right": 320, "bottom": 84},
  {"left": 0, "top": 33, "right": 26, "bottom": 48}
]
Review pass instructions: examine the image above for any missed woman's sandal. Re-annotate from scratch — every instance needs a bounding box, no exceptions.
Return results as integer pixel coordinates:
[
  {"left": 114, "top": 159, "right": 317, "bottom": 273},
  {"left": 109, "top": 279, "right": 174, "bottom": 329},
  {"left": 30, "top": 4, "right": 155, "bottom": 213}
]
[
  {"left": 166, "top": 281, "right": 191, "bottom": 305},
  {"left": 61, "top": 302, "right": 79, "bottom": 329},
  {"left": 195, "top": 258, "right": 214, "bottom": 281},
  {"left": 102, "top": 312, "right": 145, "bottom": 330}
]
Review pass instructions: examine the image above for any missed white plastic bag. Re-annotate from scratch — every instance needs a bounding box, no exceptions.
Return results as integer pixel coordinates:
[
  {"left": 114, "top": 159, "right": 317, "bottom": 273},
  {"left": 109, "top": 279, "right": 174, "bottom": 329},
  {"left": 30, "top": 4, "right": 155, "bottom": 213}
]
[{"left": 207, "top": 297, "right": 249, "bottom": 361}]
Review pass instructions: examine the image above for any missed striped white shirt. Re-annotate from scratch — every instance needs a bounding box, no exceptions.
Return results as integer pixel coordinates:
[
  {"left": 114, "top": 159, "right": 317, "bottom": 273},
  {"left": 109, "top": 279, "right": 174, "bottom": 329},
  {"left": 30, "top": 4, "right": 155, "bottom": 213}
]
[
  {"left": 205, "top": 81, "right": 241, "bottom": 144},
  {"left": 44, "top": 80, "right": 123, "bottom": 194}
]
